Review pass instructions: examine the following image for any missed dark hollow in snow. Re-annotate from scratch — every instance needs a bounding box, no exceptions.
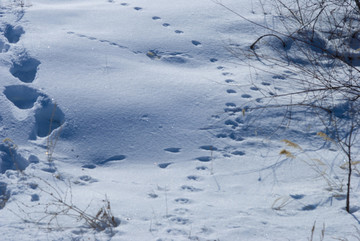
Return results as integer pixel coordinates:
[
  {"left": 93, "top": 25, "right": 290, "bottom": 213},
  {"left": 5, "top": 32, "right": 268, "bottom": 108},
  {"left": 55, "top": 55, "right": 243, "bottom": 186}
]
[
  {"left": 31, "top": 97, "right": 65, "bottom": 138},
  {"left": 164, "top": 147, "right": 181, "bottom": 153},
  {"left": 4, "top": 24, "right": 24, "bottom": 43},
  {"left": 199, "top": 145, "right": 217, "bottom": 151},
  {"left": 158, "top": 162, "right": 173, "bottom": 169},
  {"left": 3, "top": 85, "right": 43, "bottom": 109},
  {"left": 191, "top": 40, "right": 201, "bottom": 46},
  {"left": 0, "top": 144, "right": 29, "bottom": 173},
  {"left": 10, "top": 56, "right": 41, "bottom": 83},
  {"left": 99, "top": 155, "right": 126, "bottom": 165},
  {"left": 231, "top": 151, "right": 245, "bottom": 156},
  {"left": 227, "top": 89, "right": 236, "bottom": 94},
  {"left": 196, "top": 156, "right": 211, "bottom": 162},
  {"left": 82, "top": 164, "right": 96, "bottom": 169},
  {"left": 187, "top": 175, "right": 200, "bottom": 181}
]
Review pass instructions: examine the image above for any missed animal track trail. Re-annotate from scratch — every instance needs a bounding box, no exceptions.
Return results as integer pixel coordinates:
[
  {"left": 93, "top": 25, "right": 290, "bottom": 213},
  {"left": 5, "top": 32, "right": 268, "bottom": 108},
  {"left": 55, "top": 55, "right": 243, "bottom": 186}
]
[{"left": 66, "top": 31, "right": 136, "bottom": 54}]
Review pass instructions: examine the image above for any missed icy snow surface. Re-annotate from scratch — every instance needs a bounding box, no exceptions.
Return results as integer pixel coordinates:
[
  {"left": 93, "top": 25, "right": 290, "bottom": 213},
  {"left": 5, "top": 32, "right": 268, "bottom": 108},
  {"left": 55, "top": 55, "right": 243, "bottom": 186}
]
[{"left": 0, "top": 0, "right": 358, "bottom": 240}]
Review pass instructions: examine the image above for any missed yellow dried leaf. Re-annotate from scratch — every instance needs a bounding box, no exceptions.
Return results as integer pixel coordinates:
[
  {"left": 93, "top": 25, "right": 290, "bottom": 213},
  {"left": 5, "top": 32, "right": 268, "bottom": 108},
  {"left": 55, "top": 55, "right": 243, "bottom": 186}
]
[
  {"left": 279, "top": 149, "right": 295, "bottom": 158},
  {"left": 281, "top": 139, "right": 302, "bottom": 150},
  {"left": 242, "top": 108, "right": 246, "bottom": 116},
  {"left": 317, "top": 132, "right": 333, "bottom": 142},
  {"left": 311, "top": 159, "right": 326, "bottom": 166}
]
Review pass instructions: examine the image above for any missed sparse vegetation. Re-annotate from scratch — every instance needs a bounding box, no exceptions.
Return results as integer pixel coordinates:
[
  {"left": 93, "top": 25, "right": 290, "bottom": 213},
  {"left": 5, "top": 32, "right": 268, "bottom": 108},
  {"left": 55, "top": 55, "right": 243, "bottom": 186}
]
[{"left": 219, "top": 0, "right": 360, "bottom": 213}]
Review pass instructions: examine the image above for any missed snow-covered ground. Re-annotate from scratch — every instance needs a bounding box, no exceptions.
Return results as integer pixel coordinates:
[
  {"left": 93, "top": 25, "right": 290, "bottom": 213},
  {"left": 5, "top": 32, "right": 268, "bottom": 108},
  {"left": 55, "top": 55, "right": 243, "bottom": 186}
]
[{"left": 0, "top": 0, "right": 359, "bottom": 240}]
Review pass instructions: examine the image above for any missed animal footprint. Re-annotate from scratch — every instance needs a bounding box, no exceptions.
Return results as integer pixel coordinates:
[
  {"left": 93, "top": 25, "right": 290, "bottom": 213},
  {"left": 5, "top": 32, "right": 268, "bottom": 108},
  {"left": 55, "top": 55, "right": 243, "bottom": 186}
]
[
  {"left": 10, "top": 54, "right": 41, "bottom": 83},
  {"left": 31, "top": 194, "right": 39, "bottom": 202},
  {"left": 162, "top": 23, "right": 170, "bottom": 27},
  {"left": 231, "top": 150, "right": 245, "bottom": 156},
  {"left": 181, "top": 185, "right": 202, "bottom": 192},
  {"left": 227, "top": 89, "right": 237, "bottom": 94},
  {"left": 98, "top": 155, "right": 126, "bottom": 165},
  {"left": 4, "top": 24, "right": 24, "bottom": 43},
  {"left": 191, "top": 40, "right": 201, "bottom": 46},
  {"left": 174, "top": 30, "right": 183, "bottom": 34},
  {"left": 174, "top": 198, "right": 191, "bottom": 204},
  {"left": 196, "top": 166, "right": 208, "bottom": 171},
  {"left": 241, "top": 94, "right": 252, "bottom": 98},
  {"left": 3, "top": 85, "right": 44, "bottom": 109},
  {"left": 196, "top": 156, "right": 211, "bottom": 162},
  {"left": 187, "top": 175, "right": 201, "bottom": 181},
  {"left": 134, "top": 7, "right": 142, "bottom": 11},
  {"left": 158, "top": 162, "right": 173, "bottom": 169},
  {"left": 152, "top": 16, "right": 161, "bottom": 20},
  {"left": 169, "top": 216, "right": 190, "bottom": 225},
  {"left": 199, "top": 145, "right": 217, "bottom": 151},
  {"left": 31, "top": 97, "right": 65, "bottom": 139},
  {"left": 164, "top": 147, "right": 181, "bottom": 153}
]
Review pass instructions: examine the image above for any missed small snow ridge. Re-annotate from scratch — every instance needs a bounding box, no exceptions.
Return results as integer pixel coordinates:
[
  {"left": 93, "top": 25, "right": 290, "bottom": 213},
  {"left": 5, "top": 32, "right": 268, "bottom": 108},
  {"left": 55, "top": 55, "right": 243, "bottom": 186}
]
[
  {"left": 10, "top": 55, "right": 41, "bottom": 83},
  {"left": 225, "top": 120, "right": 238, "bottom": 128},
  {"left": 0, "top": 39, "right": 9, "bottom": 53},
  {"left": 164, "top": 147, "right": 181, "bottom": 153},
  {"left": 0, "top": 182, "right": 9, "bottom": 209},
  {"left": 4, "top": 85, "right": 43, "bottom": 109},
  {"left": 0, "top": 143, "right": 29, "bottom": 173},
  {"left": 32, "top": 97, "right": 65, "bottom": 138},
  {"left": 4, "top": 24, "right": 24, "bottom": 43},
  {"left": 99, "top": 155, "right": 126, "bottom": 165}
]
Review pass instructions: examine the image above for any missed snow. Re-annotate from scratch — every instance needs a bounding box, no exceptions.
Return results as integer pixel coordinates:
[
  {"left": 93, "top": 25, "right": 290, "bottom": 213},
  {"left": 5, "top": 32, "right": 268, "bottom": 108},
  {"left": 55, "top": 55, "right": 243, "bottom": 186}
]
[{"left": 0, "top": 0, "right": 359, "bottom": 240}]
